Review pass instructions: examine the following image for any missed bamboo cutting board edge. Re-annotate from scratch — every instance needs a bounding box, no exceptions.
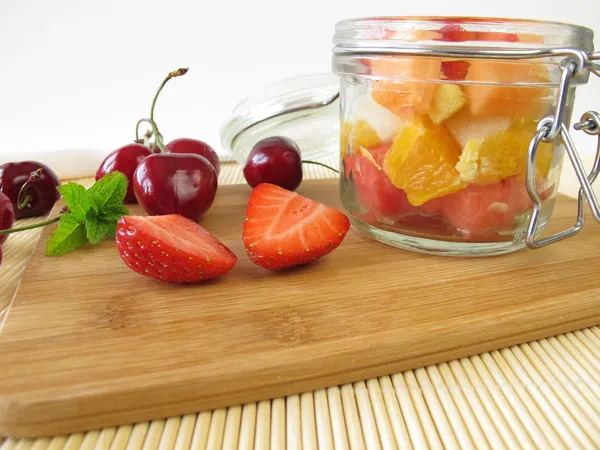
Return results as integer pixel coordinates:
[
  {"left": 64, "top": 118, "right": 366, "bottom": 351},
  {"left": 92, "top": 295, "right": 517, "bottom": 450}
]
[
  {"left": 1, "top": 179, "right": 599, "bottom": 438},
  {"left": 2, "top": 310, "right": 600, "bottom": 439}
]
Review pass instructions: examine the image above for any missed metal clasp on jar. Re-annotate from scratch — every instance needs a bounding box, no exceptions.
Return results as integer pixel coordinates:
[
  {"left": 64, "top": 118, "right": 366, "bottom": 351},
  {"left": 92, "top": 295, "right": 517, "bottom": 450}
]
[{"left": 525, "top": 52, "right": 600, "bottom": 248}]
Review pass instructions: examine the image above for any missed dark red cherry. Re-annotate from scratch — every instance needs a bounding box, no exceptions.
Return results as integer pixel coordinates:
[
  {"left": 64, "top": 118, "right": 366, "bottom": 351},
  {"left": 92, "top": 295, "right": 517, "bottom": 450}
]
[
  {"left": 0, "top": 191, "right": 15, "bottom": 245},
  {"left": 243, "top": 137, "right": 303, "bottom": 191},
  {"left": 133, "top": 153, "right": 218, "bottom": 221},
  {"left": 0, "top": 161, "right": 60, "bottom": 219},
  {"left": 96, "top": 143, "right": 153, "bottom": 203},
  {"left": 165, "top": 138, "right": 220, "bottom": 175},
  {"left": 149, "top": 143, "right": 162, "bottom": 154}
]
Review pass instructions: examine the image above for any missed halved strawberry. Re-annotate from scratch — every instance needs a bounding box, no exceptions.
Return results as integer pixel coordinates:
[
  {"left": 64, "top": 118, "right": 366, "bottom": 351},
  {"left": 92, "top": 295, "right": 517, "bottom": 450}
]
[
  {"left": 116, "top": 214, "right": 237, "bottom": 283},
  {"left": 243, "top": 183, "right": 351, "bottom": 271}
]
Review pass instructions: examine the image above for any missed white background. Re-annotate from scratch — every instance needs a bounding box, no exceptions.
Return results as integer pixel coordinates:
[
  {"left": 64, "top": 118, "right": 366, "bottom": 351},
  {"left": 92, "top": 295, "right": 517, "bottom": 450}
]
[{"left": 0, "top": 0, "right": 599, "bottom": 183}]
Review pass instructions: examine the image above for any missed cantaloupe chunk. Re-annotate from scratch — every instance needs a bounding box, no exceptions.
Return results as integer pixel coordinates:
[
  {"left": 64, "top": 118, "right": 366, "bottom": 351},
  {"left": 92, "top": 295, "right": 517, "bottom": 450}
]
[
  {"left": 370, "top": 57, "right": 440, "bottom": 120},
  {"left": 385, "top": 29, "right": 441, "bottom": 42},
  {"left": 517, "top": 33, "right": 545, "bottom": 44},
  {"left": 428, "top": 83, "right": 467, "bottom": 124},
  {"left": 476, "top": 31, "right": 518, "bottom": 42},
  {"left": 445, "top": 109, "right": 512, "bottom": 148},
  {"left": 463, "top": 61, "right": 550, "bottom": 118}
]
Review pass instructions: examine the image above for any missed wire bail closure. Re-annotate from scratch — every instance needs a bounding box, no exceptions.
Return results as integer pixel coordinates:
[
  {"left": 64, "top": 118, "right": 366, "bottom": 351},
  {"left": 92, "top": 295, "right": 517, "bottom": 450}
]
[{"left": 525, "top": 53, "right": 600, "bottom": 248}]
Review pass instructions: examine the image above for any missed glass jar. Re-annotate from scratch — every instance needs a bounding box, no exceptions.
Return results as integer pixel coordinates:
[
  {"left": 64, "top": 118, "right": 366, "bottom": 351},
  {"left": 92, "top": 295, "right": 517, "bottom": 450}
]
[{"left": 333, "top": 17, "right": 599, "bottom": 256}]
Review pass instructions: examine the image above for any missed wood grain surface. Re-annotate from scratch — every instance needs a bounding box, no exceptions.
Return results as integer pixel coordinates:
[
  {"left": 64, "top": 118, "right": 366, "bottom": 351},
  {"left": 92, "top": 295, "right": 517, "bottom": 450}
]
[{"left": 1, "top": 179, "right": 599, "bottom": 438}]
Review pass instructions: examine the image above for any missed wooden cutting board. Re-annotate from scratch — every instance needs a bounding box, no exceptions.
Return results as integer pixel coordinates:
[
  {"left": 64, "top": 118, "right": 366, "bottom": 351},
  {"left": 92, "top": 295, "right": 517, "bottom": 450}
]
[{"left": 1, "top": 179, "right": 600, "bottom": 438}]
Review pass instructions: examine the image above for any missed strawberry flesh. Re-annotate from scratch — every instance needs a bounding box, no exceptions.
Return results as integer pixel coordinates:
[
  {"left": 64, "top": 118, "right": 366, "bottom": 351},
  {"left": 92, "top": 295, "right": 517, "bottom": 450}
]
[
  {"left": 243, "top": 183, "right": 351, "bottom": 270},
  {"left": 116, "top": 214, "right": 237, "bottom": 283}
]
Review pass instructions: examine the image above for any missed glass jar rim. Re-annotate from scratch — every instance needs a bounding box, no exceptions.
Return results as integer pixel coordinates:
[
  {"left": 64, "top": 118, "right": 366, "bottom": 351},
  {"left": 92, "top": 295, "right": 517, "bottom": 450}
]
[{"left": 333, "top": 16, "right": 594, "bottom": 52}]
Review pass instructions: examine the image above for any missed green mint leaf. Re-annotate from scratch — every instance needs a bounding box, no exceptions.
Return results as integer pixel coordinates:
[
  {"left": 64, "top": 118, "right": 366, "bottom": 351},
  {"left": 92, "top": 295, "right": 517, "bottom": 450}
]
[
  {"left": 87, "top": 171, "right": 128, "bottom": 213},
  {"left": 45, "top": 214, "right": 87, "bottom": 256},
  {"left": 106, "top": 222, "right": 118, "bottom": 238},
  {"left": 57, "top": 182, "right": 90, "bottom": 222},
  {"left": 85, "top": 214, "right": 111, "bottom": 245},
  {"left": 99, "top": 204, "right": 130, "bottom": 222}
]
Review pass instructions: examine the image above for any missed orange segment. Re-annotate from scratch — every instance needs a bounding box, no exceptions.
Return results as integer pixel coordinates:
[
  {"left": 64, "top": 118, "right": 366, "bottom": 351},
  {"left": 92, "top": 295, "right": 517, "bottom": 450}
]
[
  {"left": 455, "top": 119, "right": 554, "bottom": 185},
  {"left": 512, "top": 120, "right": 554, "bottom": 179},
  {"left": 383, "top": 116, "right": 464, "bottom": 206},
  {"left": 340, "top": 120, "right": 352, "bottom": 158},
  {"left": 456, "top": 138, "right": 518, "bottom": 185},
  {"left": 370, "top": 57, "right": 440, "bottom": 120},
  {"left": 340, "top": 120, "right": 382, "bottom": 158},
  {"left": 352, "top": 120, "right": 382, "bottom": 148},
  {"left": 463, "top": 61, "right": 551, "bottom": 118}
]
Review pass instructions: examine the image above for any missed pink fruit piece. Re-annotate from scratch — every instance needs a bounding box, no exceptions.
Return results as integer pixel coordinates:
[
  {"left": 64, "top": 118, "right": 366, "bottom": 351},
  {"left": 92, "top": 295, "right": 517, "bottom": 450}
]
[
  {"left": 345, "top": 144, "right": 413, "bottom": 218},
  {"left": 428, "top": 176, "right": 534, "bottom": 237}
]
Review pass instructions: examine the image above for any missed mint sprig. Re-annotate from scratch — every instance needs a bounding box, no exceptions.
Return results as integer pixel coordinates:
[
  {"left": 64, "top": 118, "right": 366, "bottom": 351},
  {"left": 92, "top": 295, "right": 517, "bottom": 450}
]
[
  {"left": 45, "top": 172, "right": 129, "bottom": 256},
  {"left": 57, "top": 182, "right": 89, "bottom": 222},
  {"left": 45, "top": 215, "right": 88, "bottom": 256}
]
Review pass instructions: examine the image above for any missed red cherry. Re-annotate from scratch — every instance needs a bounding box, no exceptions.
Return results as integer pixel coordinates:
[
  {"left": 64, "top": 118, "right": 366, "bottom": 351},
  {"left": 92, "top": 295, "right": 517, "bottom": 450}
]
[
  {"left": 0, "top": 161, "right": 60, "bottom": 219},
  {"left": 96, "top": 143, "right": 153, "bottom": 203},
  {"left": 243, "top": 137, "right": 303, "bottom": 191},
  {"left": 149, "top": 143, "right": 162, "bottom": 154},
  {"left": 0, "top": 191, "right": 15, "bottom": 245},
  {"left": 133, "top": 153, "right": 218, "bottom": 221},
  {"left": 165, "top": 138, "right": 220, "bottom": 175}
]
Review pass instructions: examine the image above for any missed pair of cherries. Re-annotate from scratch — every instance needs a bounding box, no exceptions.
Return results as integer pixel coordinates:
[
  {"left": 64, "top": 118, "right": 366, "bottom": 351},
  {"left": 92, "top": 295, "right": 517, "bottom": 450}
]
[
  {"left": 96, "top": 69, "right": 220, "bottom": 222},
  {"left": 97, "top": 137, "right": 219, "bottom": 221}
]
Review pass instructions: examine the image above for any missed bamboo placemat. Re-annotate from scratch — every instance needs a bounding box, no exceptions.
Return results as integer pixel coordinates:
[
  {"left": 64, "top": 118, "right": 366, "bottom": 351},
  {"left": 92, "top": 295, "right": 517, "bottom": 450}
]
[{"left": 1, "top": 159, "right": 600, "bottom": 449}]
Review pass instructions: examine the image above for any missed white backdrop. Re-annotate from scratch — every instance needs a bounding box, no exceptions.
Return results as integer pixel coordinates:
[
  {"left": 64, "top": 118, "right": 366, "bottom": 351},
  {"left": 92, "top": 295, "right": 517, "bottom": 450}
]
[{"left": 1, "top": 0, "right": 599, "bottom": 183}]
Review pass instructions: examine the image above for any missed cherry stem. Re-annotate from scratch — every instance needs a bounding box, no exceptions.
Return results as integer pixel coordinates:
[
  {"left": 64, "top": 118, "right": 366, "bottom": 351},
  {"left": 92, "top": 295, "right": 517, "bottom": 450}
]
[
  {"left": 17, "top": 168, "right": 42, "bottom": 210},
  {"left": 149, "top": 68, "right": 189, "bottom": 153},
  {"left": 135, "top": 118, "right": 151, "bottom": 143},
  {"left": 0, "top": 216, "right": 60, "bottom": 235},
  {"left": 19, "top": 194, "right": 32, "bottom": 210},
  {"left": 301, "top": 160, "right": 339, "bottom": 174}
]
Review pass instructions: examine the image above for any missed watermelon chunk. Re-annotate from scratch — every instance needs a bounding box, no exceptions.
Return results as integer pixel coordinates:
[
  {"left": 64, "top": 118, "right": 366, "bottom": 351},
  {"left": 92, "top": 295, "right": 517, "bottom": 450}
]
[
  {"left": 344, "top": 144, "right": 413, "bottom": 218},
  {"left": 425, "top": 176, "right": 533, "bottom": 236}
]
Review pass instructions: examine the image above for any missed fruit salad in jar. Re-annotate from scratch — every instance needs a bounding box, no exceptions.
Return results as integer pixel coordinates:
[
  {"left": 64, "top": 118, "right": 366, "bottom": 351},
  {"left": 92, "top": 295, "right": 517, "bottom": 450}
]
[{"left": 333, "top": 18, "right": 583, "bottom": 255}]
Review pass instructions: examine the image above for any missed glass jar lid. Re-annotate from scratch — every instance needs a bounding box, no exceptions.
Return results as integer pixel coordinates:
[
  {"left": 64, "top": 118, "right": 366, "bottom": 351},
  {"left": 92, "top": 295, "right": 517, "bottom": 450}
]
[
  {"left": 333, "top": 17, "right": 594, "bottom": 51},
  {"left": 333, "top": 17, "right": 595, "bottom": 87},
  {"left": 220, "top": 73, "right": 340, "bottom": 165}
]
